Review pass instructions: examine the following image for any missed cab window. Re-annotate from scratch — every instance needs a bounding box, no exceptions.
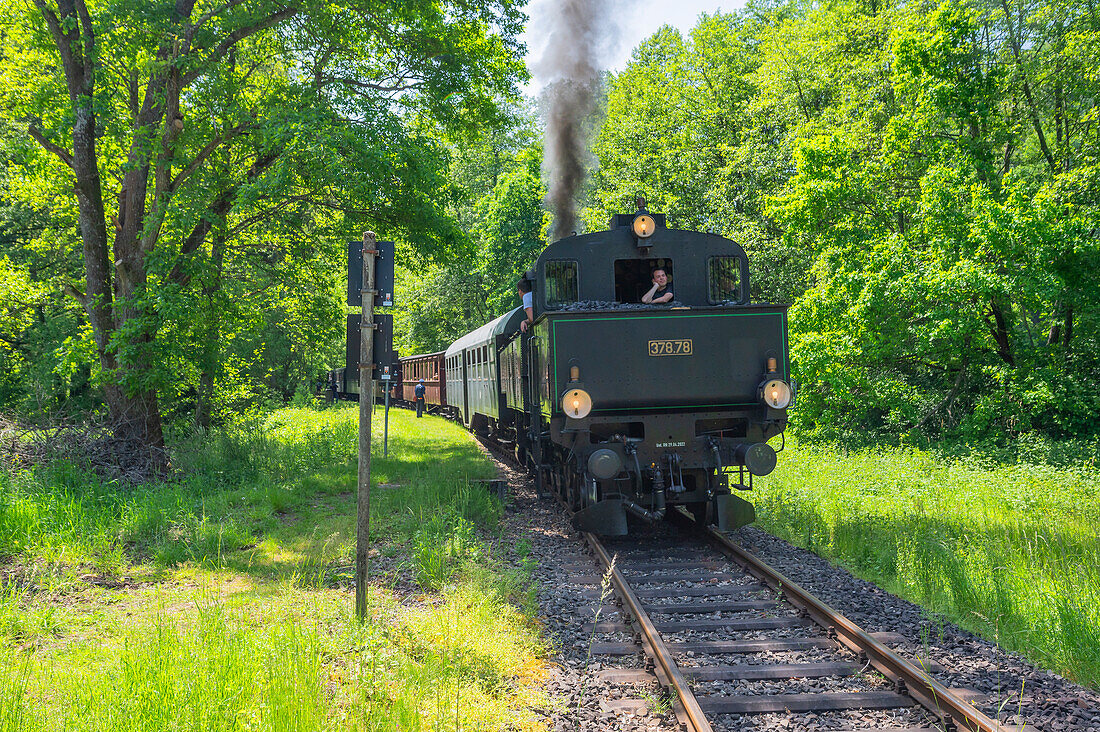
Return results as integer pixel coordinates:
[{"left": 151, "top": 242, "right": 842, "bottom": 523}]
[
  {"left": 545, "top": 260, "right": 578, "bottom": 308},
  {"left": 708, "top": 256, "right": 742, "bottom": 304},
  {"left": 616, "top": 259, "right": 673, "bottom": 304}
]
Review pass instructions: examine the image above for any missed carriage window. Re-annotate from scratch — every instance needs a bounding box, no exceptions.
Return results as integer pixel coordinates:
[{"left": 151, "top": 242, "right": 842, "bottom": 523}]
[
  {"left": 545, "top": 260, "right": 578, "bottom": 308},
  {"left": 708, "top": 257, "right": 742, "bottom": 303}
]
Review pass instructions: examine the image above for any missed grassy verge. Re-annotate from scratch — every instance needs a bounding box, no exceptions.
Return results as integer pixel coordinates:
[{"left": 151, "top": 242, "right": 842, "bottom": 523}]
[
  {"left": 0, "top": 405, "right": 547, "bottom": 731},
  {"left": 751, "top": 440, "right": 1100, "bottom": 687}
]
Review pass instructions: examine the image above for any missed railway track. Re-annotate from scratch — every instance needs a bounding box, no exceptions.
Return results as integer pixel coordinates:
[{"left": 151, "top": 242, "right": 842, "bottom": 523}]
[
  {"left": 565, "top": 516, "right": 1028, "bottom": 732},
  {"left": 471, "top": 427, "right": 1042, "bottom": 731}
]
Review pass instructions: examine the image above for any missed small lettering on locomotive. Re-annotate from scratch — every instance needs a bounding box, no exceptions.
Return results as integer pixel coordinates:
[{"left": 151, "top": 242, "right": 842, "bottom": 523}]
[{"left": 648, "top": 339, "right": 693, "bottom": 356}]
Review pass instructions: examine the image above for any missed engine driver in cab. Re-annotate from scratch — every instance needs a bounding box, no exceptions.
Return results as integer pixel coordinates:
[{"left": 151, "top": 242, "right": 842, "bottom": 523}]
[{"left": 642, "top": 267, "right": 673, "bottom": 304}]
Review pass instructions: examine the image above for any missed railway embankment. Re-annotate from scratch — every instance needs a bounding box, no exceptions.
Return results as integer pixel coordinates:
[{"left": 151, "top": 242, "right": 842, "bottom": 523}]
[
  {"left": 481, "top": 427, "right": 1099, "bottom": 731},
  {"left": 750, "top": 441, "right": 1100, "bottom": 688},
  {"left": 0, "top": 406, "right": 548, "bottom": 730}
]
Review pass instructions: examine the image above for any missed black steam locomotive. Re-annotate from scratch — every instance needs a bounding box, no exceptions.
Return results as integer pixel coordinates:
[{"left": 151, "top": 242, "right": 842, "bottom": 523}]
[{"left": 340, "top": 206, "right": 793, "bottom": 535}]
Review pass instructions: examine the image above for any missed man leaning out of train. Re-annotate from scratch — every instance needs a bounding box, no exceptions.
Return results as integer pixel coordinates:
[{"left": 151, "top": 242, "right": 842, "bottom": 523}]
[
  {"left": 642, "top": 268, "right": 673, "bottom": 304},
  {"left": 518, "top": 279, "right": 534, "bottom": 331}
]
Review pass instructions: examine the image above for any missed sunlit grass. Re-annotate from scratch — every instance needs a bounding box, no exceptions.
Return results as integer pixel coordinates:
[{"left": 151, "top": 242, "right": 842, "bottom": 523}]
[
  {"left": 752, "top": 440, "right": 1100, "bottom": 686},
  {"left": 0, "top": 405, "right": 547, "bottom": 730}
]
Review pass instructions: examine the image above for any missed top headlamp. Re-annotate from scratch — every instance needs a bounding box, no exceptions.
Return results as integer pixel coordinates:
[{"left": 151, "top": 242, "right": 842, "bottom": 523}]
[{"left": 632, "top": 214, "right": 656, "bottom": 239}]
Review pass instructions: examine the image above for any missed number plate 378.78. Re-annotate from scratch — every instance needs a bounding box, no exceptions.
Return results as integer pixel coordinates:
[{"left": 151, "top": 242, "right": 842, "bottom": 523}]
[{"left": 648, "top": 339, "right": 693, "bottom": 356}]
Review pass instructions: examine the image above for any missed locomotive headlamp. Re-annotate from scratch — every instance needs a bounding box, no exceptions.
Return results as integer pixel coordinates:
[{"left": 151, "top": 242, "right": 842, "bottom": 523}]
[
  {"left": 632, "top": 213, "right": 656, "bottom": 239},
  {"left": 562, "top": 388, "right": 593, "bottom": 419},
  {"left": 759, "top": 379, "right": 792, "bottom": 409}
]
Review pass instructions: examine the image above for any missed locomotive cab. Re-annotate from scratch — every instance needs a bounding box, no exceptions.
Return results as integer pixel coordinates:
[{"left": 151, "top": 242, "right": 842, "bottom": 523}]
[{"left": 503, "top": 205, "right": 793, "bottom": 535}]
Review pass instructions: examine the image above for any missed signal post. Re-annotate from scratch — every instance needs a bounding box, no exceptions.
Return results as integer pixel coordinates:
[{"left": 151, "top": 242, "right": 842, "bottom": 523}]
[{"left": 356, "top": 231, "right": 377, "bottom": 621}]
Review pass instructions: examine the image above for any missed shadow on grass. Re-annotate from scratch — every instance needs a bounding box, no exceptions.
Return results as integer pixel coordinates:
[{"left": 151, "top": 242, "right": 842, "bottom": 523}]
[{"left": 0, "top": 409, "right": 500, "bottom": 593}]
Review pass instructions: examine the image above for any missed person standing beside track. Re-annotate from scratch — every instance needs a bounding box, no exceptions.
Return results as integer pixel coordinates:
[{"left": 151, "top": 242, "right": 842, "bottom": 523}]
[{"left": 414, "top": 379, "right": 426, "bottom": 417}]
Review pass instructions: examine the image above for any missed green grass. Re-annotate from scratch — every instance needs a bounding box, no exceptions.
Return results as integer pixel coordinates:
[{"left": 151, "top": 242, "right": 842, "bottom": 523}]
[
  {"left": 751, "top": 439, "right": 1100, "bottom": 686},
  {"left": 0, "top": 405, "right": 548, "bottom": 731}
]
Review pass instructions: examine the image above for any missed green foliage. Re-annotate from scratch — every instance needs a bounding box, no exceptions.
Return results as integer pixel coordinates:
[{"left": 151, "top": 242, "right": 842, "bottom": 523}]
[
  {"left": 413, "top": 510, "right": 482, "bottom": 590},
  {"left": 0, "top": 405, "right": 501, "bottom": 583},
  {"left": 63, "top": 605, "right": 326, "bottom": 732},
  {"left": 753, "top": 439, "right": 1100, "bottom": 685},
  {"left": 0, "top": 0, "right": 527, "bottom": 433},
  {"left": 589, "top": 0, "right": 1100, "bottom": 442},
  {"left": 0, "top": 645, "right": 29, "bottom": 731},
  {"left": 588, "top": 12, "right": 815, "bottom": 305},
  {"left": 395, "top": 116, "right": 549, "bottom": 355}
]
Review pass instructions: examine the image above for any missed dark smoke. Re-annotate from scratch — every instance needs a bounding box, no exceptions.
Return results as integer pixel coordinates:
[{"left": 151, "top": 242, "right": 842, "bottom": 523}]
[{"left": 532, "top": 0, "right": 616, "bottom": 239}]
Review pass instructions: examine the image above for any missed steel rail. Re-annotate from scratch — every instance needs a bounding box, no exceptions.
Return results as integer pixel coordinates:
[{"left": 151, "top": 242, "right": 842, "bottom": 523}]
[
  {"left": 476, "top": 437, "right": 1019, "bottom": 732},
  {"left": 698, "top": 521, "right": 1014, "bottom": 732},
  {"left": 583, "top": 532, "right": 714, "bottom": 732}
]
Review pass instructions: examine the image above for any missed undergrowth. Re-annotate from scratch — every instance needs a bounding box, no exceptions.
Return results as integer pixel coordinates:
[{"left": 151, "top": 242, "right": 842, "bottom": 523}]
[
  {"left": 0, "top": 406, "right": 547, "bottom": 730},
  {"left": 752, "top": 439, "right": 1100, "bottom": 687}
]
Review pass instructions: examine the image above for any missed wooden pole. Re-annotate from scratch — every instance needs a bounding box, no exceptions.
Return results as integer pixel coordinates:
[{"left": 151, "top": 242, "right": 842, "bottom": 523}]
[
  {"left": 383, "top": 385, "right": 390, "bottom": 458},
  {"left": 356, "top": 231, "right": 378, "bottom": 621}
]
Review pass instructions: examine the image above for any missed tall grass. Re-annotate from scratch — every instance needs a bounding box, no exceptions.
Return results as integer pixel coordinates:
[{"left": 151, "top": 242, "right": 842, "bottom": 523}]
[
  {"left": 355, "top": 582, "right": 547, "bottom": 731},
  {"left": 752, "top": 441, "right": 1100, "bottom": 686},
  {"left": 0, "top": 405, "right": 547, "bottom": 730},
  {"left": 0, "top": 647, "right": 30, "bottom": 732},
  {"left": 54, "top": 604, "right": 326, "bottom": 732},
  {"left": 0, "top": 405, "right": 497, "bottom": 576}
]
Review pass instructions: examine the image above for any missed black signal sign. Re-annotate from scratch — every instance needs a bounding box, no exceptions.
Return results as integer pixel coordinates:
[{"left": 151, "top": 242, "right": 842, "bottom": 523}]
[
  {"left": 345, "top": 313, "right": 397, "bottom": 382},
  {"left": 347, "top": 240, "right": 395, "bottom": 307}
]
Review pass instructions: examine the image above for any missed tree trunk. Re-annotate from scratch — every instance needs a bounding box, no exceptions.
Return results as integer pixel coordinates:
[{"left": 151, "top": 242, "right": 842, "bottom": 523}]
[
  {"left": 1047, "top": 301, "right": 1075, "bottom": 347},
  {"left": 194, "top": 354, "right": 219, "bottom": 430},
  {"left": 989, "top": 298, "right": 1015, "bottom": 366},
  {"left": 194, "top": 231, "right": 228, "bottom": 430},
  {"left": 1047, "top": 300, "right": 1062, "bottom": 345},
  {"left": 30, "top": 0, "right": 298, "bottom": 475},
  {"left": 35, "top": 0, "right": 168, "bottom": 474}
]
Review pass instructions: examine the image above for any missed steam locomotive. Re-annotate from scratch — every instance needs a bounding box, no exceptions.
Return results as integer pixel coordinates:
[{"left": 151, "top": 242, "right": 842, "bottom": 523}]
[{"left": 335, "top": 206, "right": 793, "bottom": 535}]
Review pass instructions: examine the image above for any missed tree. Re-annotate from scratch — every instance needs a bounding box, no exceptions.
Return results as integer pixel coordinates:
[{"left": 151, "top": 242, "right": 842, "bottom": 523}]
[
  {"left": 769, "top": 0, "right": 1100, "bottom": 439},
  {"left": 587, "top": 11, "right": 814, "bottom": 304},
  {"left": 588, "top": 0, "right": 1100, "bottom": 441},
  {"left": 0, "top": 0, "right": 524, "bottom": 467},
  {"left": 396, "top": 134, "right": 547, "bottom": 355}
]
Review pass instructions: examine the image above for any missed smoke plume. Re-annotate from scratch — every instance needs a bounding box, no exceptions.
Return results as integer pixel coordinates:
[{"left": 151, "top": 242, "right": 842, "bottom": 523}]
[{"left": 531, "top": 0, "right": 616, "bottom": 239}]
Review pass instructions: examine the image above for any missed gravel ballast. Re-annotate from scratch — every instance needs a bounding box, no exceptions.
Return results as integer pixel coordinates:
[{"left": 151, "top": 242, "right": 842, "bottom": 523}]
[{"left": 488, "top": 444, "right": 1100, "bottom": 731}]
